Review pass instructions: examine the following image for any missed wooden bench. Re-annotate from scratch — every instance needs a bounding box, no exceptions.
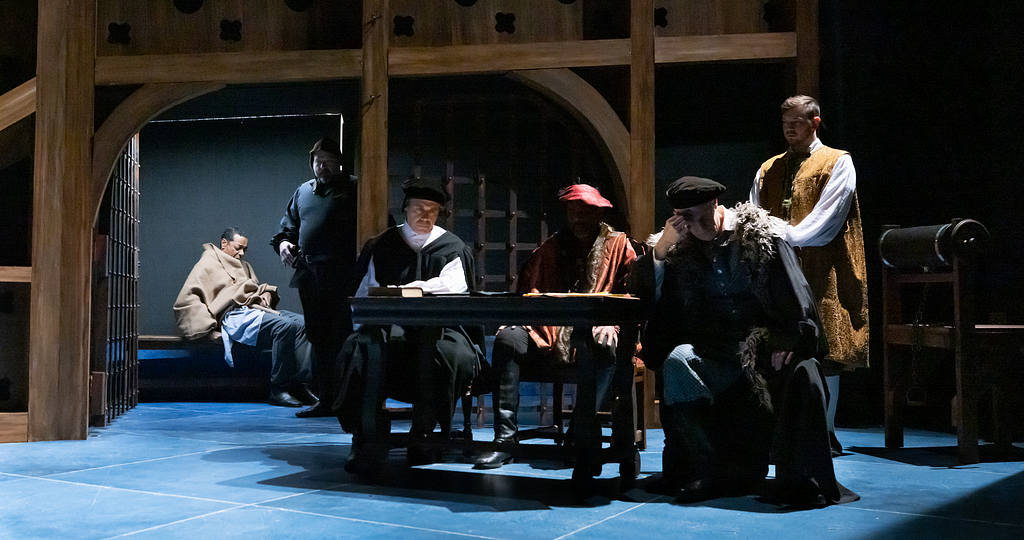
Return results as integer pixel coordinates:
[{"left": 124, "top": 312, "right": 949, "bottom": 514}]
[{"left": 138, "top": 334, "right": 271, "bottom": 402}]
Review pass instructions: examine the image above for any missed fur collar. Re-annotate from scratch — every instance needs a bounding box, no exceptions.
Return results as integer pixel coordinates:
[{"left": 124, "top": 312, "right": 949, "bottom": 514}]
[
  {"left": 646, "top": 203, "right": 787, "bottom": 410},
  {"left": 554, "top": 222, "right": 617, "bottom": 362},
  {"left": 582, "top": 223, "right": 615, "bottom": 293},
  {"left": 645, "top": 202, "right": 786, "bottom": 261}
]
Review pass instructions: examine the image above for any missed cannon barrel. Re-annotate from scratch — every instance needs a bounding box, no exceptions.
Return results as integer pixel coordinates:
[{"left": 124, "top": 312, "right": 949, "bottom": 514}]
[{"left": 878, "top": 219, "right": 989, "bottom": 268}]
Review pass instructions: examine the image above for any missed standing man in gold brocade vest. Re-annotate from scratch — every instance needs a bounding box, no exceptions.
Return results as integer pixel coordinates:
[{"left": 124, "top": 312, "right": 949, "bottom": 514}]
[{"left": 751, "top": 95, "right": 869, "bottom": 456}]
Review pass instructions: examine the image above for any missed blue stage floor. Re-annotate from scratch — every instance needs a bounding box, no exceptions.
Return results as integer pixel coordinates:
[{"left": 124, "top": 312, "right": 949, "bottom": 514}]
[{"left": 2, "top": 402, "right": 1023, "bottom": 539}]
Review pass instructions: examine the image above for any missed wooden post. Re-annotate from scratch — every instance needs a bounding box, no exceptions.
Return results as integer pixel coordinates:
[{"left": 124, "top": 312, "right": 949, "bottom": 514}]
[
  {"left": 882, "top": 265, "right": 904, "bottom": 449},
  {"left": 794, "top": 0, "right": 820, "bottom": 97},
  {"left": 630, "top": 0, "right": 655, "bottom": 238},
  {"left": 29, "top": 0, "right": 95, "bottom": 440},
  {"left": 359, "top": 0, "right": 390, "bottom": 249},
  {"left": 952, "top": 258, "right": 979, "bottom": 464}
]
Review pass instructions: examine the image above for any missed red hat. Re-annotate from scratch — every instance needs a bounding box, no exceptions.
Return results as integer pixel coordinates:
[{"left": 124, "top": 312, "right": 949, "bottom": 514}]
[{"left": 557, "top": 184, "right": 612, "bottom": 208}]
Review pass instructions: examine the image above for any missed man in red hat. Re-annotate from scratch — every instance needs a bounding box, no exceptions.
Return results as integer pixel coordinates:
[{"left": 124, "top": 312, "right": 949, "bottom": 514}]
[{"left": 474, "top": 184, "right": 640, "bottom": 472}]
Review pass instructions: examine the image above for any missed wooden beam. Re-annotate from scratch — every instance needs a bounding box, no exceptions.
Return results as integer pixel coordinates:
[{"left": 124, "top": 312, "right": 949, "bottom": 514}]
[
  {"left": 630, "top": 0, "right": 656, "bottom": 240},
  {"left": 507, "top": 69, "right": 630, "bottom": 222},
  {"left": 29, "top": 0, "right": 95, "bottom": 442},
  {"left": 0, "top": 266, "right": 32, "bottom": 283},
  {"left": 359, "top": 0, "right": 390, "bottom": 249},
  {"left": 655, "top": 33, "right": 797, "bottom": 64},
  {"left": 0, "top": 78, "right": 35, "bottom": 133},
  {"left": 95, "top": 50, "right": 363, "bottom": 85},
  {"left": 0, "top": 413, "right": 29, "bottom": 444},
  {"left": 94, "top": 34, "right": 797, "bottom": 86},
  {"left": 794, "top": 0, "right": 820, "bottom": 96},
  {"left": 389, "top": 39, "right": 630, "bottom": 76},
  {"left": 92, "top": 82, "right": 225, "bottom": 220}
]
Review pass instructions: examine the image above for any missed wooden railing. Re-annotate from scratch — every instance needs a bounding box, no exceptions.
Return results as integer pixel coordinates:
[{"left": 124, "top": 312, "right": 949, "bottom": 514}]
[{"left": 0, "top": 78, "right": 35, "bottom": 133}]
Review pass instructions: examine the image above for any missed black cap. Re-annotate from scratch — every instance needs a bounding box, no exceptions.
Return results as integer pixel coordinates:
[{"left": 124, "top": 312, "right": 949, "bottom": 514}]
[
  {"left": 402, "top": 177, "right": 449, "bottom": 207},
  {"left": 665, "top": 176, "right": 726, "bottom": 209},
  {"left": 308, "top": 136, "right": 342, "bottom": 170}
]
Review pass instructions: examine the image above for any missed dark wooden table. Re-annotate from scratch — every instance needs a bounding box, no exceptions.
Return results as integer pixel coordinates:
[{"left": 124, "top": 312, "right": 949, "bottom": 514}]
[
  {"left": 351, "top": 293, "right": 645, "bottom": 326},
  {"left": 350, "top": 293, "right": 647, "bottom": 485}
]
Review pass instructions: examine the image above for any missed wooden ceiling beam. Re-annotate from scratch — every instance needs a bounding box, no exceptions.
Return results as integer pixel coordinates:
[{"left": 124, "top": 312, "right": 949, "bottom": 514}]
[
  {"left": 655, "top": 33, "right": 797, "bottom": 64},
  {"left": 0, "top": 267, "right": 32, "bottom": 283},
  {"left": 95, "top": 50, "right": 364, "bottom": 85},
  {"left": 389, "top": 39, "right": 629, "bottom": 76},
  {"left": 94, "top": 33, "right": 796, "bottom": 85}
]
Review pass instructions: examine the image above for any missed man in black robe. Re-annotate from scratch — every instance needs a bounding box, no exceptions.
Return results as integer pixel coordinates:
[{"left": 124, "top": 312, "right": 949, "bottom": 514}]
[
  {"left": 271, "top": 136, "right": 359, "bottom": 418},
  {"left": 334, "top": 178, "right": 485, "bottom": 475},
  {"left": 629, "top": 176, "right": 858, "bottom": 506}
]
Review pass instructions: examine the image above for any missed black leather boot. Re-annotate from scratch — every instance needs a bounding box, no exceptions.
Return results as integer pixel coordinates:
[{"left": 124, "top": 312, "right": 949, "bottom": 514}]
[
  {"left": 646, "top": 402, "right": 694, "bottom": 494},
  {"left": 670, "top": 401, "right": 723, "bottom": 502},
  {"left": 297, "top": 344, "right": 337, "bottom": 418},
  {"left": 408, "top": 405, "right": 443, "bottom": 466},
  {"left": 345, "top": 413, "right": 389, "bottom": 478},
  {"left": 648, "top": 401, "right": 720, "bottom": 501},
  {"left": 474, "top": 363, "right": 519, "bottom": 469}
]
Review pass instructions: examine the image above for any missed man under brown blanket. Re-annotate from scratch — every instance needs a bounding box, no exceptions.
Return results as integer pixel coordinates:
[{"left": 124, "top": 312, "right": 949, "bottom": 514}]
[{"left": 174, "top": 227, "right": 315, "bottom": 408}]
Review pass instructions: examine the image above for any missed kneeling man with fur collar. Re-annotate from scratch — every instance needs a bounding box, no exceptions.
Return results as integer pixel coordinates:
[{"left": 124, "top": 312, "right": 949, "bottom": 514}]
[{"left": 628, "top": 176, "right": 858, "bottom": 506}]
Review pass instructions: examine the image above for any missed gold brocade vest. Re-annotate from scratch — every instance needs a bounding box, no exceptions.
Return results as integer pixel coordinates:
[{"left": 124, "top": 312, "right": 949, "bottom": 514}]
[{"left": 757, "top": 146, "right": 869, "bottom": 369}]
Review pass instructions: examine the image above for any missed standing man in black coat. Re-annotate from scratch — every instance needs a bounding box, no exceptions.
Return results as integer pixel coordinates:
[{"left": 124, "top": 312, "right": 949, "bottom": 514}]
[{"left": 271, "top": 136, "right": 358, "bottom": 418}]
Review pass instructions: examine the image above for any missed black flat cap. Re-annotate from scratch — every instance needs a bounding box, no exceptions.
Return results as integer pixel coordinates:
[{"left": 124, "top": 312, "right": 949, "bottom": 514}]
[
  {"left": 665, "top": 176, "right": 726, "bottom": 209},
  {"left": 308, "top": 136, "right": 342, "bottom": 169},
  {"left": 402, "top": 177, "right": 449, "bottom": 206}
]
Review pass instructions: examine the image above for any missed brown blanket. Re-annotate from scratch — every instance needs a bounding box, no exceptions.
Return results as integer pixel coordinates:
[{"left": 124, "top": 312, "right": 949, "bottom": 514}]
[{"left": 173, "top": 243, "right": 279, "bottom": 339}]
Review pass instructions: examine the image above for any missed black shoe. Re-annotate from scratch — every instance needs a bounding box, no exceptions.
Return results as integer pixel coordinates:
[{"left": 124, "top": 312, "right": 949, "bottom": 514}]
[
  {"left": 344, "top": 435, "right": 385, "bottom": 477},
  {"left": 269, "top": 391, "right": 303, "bottom": 408},
  {"left": 407, "top": 442, "right": 442, "bottom": 467},
  {"left": 830, "top": 431, "right": 844, "bottom": 457},
  {"left": 643, "top": 474, "right": 680, "bottom": 496},
  {"left": 295, "top": 401, "right": 334, "bottom": 418},
  {"left": 291, "top": 386, "right": 320, "bottom": 407},
  {"left": 344, "top": 455, "right": 383, "bottom": 477},
  {"left": 474, "top": 450, "right": 514, "bottom": 469},
  {"left": 673, "top": 478, "right": 720, "bottom": 504},
  {"left": 768, "top": 477, "right": 826, "bottom": 508}
]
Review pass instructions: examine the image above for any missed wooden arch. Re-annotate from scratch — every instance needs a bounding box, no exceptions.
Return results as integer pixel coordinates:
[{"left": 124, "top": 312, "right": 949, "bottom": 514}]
[
  {"left": 507, "top": 69, "right": 632, "bottom": 225},
  {"left": 92, "top": 72, "right": 636, "bottom": 235},
  {"left": 91, "top": 82, "right": 226, "bottom": 221}
]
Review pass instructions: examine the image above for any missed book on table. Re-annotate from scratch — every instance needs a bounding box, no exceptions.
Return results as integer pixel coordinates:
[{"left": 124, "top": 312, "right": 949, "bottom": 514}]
[{"left": 367, "top": 287, "right": 423, "bottom": 297}]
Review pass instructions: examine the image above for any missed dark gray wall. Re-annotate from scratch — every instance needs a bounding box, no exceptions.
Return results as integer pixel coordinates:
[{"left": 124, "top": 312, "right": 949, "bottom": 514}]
[{"left": 139, "top": 115, "right": 343, "bottom": 336}]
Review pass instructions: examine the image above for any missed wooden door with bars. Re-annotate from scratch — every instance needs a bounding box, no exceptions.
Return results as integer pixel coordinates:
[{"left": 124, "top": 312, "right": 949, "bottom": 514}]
[{"left": 90, "top": 134, "right": 140, "bottom": 426}]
